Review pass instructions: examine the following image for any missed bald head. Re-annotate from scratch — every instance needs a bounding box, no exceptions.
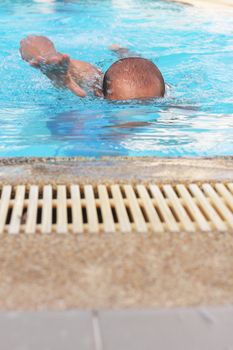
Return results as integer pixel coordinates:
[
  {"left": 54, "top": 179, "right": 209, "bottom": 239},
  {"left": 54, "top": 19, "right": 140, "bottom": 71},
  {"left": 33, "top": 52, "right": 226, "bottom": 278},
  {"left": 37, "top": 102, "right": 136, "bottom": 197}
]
[{"left": 103, "top": 57, "right": 165, "bottom": 100}]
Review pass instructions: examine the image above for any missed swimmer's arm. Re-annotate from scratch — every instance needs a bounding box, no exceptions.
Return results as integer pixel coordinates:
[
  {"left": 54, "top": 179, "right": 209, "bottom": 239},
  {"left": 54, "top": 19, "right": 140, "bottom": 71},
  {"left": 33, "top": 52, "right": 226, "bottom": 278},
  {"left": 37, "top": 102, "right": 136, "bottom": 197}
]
[
  {"left": 19, "top": 35, "right": 87, "bottom": 97},
  {"left": 69, "top": 59, "right": 104, "bottom": 97},
  {"left": 108, "top": 44, "right": 140, "bottom": 58}
]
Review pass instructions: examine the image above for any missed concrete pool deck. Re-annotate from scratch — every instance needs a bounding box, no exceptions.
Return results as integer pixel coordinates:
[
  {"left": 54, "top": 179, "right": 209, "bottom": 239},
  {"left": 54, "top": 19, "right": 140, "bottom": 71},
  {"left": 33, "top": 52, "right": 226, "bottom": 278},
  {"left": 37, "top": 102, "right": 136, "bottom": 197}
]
[
  {"left": 0, "top": 157, "right": 233, "bottom": 310},
  {"left": 1, "top": 232, "right": 233, "bottom": 310}
]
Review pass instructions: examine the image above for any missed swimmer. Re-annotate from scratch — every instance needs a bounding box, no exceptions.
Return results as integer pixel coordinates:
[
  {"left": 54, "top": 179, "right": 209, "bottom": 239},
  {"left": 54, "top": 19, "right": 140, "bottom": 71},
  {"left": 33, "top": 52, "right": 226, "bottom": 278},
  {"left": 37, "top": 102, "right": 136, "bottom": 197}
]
[{"left": 19, "top": 35, "right": 165, "bottom": 100}]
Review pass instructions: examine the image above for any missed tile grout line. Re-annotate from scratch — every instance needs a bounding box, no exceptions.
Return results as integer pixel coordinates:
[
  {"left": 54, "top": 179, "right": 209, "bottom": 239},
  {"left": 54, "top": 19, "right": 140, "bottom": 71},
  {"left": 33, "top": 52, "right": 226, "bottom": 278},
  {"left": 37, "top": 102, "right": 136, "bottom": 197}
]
[{"left": 92, "top": 310, "right": 104, "bottom": 350}]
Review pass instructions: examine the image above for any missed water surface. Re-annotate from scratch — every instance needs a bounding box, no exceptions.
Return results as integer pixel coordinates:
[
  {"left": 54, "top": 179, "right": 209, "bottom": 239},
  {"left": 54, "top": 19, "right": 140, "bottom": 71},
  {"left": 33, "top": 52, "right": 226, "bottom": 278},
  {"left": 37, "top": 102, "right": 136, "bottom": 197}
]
[{"left": 0, "top": 0, "right": 233, "bottom": 157}]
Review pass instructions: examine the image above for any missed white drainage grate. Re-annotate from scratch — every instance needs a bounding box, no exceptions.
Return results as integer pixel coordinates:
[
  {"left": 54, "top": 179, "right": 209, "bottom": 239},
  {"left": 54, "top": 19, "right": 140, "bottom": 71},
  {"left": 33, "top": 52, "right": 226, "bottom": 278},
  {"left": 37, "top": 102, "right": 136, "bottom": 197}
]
[{"left": 0, "top": 183, "right": 233, "bottom": 234}]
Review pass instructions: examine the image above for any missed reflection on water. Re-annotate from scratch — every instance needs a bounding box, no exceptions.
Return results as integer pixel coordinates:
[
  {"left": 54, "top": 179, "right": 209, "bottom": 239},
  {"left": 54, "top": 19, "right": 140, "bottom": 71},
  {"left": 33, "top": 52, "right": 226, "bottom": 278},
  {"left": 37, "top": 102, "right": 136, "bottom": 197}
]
[
  {"left": 0, "top": 0, "right": 233, "bottom": 157},
  {"left": 45, "top": 107, "right": 233, "bottom": 157}
]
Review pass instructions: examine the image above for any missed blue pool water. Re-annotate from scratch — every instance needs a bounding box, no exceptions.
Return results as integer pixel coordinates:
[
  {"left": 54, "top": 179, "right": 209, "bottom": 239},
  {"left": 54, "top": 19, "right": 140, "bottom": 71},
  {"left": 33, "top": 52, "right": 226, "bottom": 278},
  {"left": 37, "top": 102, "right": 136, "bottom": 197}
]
[{"left": 0, "top": 0, "right": 233, "bottom": 157}]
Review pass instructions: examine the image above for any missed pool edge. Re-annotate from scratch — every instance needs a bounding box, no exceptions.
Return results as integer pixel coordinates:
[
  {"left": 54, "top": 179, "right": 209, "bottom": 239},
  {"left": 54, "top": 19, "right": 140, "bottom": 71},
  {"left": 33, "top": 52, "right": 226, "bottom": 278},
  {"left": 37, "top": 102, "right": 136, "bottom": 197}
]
[{"left": 0, "top": 156, "right": 233, "bottom": 184}]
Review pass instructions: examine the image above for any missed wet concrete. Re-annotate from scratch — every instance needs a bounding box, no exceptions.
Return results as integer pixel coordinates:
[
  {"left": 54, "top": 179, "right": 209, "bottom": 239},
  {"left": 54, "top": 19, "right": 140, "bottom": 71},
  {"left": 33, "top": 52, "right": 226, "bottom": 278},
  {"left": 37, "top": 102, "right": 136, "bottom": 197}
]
[{"left": 0, "top": 157, "right": 233, "bottom": 185}]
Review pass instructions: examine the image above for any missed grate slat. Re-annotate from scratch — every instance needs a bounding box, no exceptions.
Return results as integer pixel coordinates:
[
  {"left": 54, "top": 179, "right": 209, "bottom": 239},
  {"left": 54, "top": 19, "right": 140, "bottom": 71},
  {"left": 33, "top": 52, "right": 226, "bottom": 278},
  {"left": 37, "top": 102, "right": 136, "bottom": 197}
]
[
  {"left": 41, "top": 185, "right": 52, "bottom": 234},
  {"left": 25, "top": 185, "right": 39, "bottom": 234},
  {"left": 70, "top": 185, "right": 83, "bottom": 234},
  {"left": 0, "top": 183, "right": 233, "bottom": 234},
  {"left": 150, "top": 185, "right": 179, "bottom": 232},
  {"left": 9, "top": 185, "right": 25, "bottom": 234},
  {"left": 111, "top": 185, "right": 131, "bottom": 233},
  {"left": 227, "top": 183, "right": 233, "bottom": 195},
  {"left": 0, "top": 186, "right": 12, "bottom": 234},
  {"left": 215, "top": 183, "right": 233, "bottom": 212},
  {"left": 124, "top": 185, "right": 147, "bottom": 233},
  {"left": 189, "top": 184, "right": 227, "bottom": 232},
  {"left": 202, "top": 184, "right": 233, "bottom": 229},
  {"left": 57, "top": 185, "right": 68, "bottom": 234},
  {"left": 84, "top": 185, "right": 99, "bottom": 233},
  {"left": 98, "top": 185, "right": 115, "bottom": 233},
  {"left": 137, "top": 185, "right": 164, "bottom": 233},
  {"left": 176, "top": 184, "right": 211, "bottom": 232},
  {"left": 163, "top": 185, "right": 195, "bottom": 233}
]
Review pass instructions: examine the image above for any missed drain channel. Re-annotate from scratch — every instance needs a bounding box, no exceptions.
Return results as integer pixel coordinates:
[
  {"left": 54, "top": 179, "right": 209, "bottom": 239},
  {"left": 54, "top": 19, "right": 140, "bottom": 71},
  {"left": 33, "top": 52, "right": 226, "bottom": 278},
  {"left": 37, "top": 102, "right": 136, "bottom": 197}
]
[{"left": 0, "top": 183, "right": 233, "bottom": 234}]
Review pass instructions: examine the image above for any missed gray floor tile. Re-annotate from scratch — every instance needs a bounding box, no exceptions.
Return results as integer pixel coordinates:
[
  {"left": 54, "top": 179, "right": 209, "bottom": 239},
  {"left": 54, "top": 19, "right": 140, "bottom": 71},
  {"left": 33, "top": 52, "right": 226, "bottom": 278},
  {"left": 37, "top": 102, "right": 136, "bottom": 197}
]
[
  {"left": 0, "top": 310, "right": 95, "bottom": 350},
  {"left": 99, "top": 307, "right": 233, "bottom": 350}
]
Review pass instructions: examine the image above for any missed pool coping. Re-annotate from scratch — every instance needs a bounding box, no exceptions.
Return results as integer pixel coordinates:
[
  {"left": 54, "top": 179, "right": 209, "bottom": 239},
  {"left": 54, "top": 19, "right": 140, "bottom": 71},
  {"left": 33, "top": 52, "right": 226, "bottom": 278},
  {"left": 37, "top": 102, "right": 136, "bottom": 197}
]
[{"left": 0, "top": 156, "right": 233, "bottom": 185}]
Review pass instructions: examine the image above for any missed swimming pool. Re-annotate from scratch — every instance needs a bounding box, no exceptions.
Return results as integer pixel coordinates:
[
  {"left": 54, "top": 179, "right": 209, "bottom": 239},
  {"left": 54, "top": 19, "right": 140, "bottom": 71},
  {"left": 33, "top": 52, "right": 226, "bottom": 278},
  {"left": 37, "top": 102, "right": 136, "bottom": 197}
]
[{"left": 1, "top": 0, "right": 233, "bottom": 157}]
